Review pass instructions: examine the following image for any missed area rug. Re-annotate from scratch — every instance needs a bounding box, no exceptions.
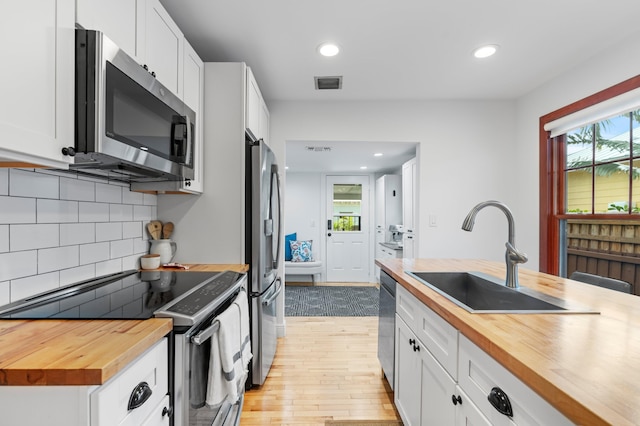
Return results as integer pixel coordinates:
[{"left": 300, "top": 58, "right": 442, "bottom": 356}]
[
  {"left": 285, "top": 286, "right": 379, "bottom": 316},
  {"left": 325, "top": 421, "right": 403, "bottom": 426}
]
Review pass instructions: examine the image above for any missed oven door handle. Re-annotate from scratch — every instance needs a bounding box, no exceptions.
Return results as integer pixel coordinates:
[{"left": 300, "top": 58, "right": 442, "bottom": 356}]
[
  {"left": 263, "top": 278, "right": 282, "bottom": 307},
  {"left": 191, "top": 320, "right": 221, "bottom": 346}
]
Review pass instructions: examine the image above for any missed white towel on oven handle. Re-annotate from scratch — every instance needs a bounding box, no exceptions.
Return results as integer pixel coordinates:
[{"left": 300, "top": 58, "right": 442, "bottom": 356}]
[{"left": 205, "top": 290, "right": 252, "bottom": 407}]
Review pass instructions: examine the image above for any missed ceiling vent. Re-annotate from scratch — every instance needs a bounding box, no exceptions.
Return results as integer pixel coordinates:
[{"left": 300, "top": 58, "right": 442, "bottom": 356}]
[
  {"left": 306, "top": 146, "right": 332, "bottom": 152},
  {"left": 314, "top": 76, "right": 342, "bottom": 90}
]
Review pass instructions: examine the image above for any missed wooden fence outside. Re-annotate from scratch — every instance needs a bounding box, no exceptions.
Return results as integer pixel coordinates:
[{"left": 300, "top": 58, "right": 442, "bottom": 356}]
[{"left": 566, "top": 219, "right": 640, "bottom": 295}]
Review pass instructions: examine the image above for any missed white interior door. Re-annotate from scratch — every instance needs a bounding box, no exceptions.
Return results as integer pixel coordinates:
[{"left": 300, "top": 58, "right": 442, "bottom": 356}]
[{"left": 325, "top": 176, "right": 370, "bottom": 282}]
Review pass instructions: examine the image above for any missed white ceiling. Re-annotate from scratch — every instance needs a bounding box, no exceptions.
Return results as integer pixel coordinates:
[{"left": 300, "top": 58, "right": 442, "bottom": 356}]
[{"left": 160, "top": 0, "right": 640, "bottom": 171}]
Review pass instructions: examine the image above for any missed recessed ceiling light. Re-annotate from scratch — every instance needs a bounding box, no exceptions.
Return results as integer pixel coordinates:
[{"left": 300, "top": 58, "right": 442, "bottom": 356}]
[
  {"left": 473, "top": 44, "right": 499, "bottom": 59},
  {"left": 318, "top": 43, "right": 340, "bottom": 57},
  {"left": 360, "top": 166, "right": 368, "bottom": 170},
  {"left": 374, "top": 153, "right": 383, "bottom": 157}
]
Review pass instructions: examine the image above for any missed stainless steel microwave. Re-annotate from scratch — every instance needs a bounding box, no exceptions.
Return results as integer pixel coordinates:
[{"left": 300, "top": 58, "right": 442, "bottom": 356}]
[{"left": 69, "top": 29, "right": 195, "bottom": 183}]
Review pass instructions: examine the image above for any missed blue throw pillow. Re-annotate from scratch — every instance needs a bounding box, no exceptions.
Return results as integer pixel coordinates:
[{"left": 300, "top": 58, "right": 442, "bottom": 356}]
[
  {"left": 290, "top": 240, "right": 313, "bottom": 262},
  {"left": 284, "top": 233, "right": 297, "bottom": 261}
]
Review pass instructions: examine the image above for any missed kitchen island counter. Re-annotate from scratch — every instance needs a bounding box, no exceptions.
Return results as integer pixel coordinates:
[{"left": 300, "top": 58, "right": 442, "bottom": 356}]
[
  {"left": 0, "top": 264, "right": 248, "bottom": 386},
  {"left": 377, "top": 258, "right": 640, "bottom": 426}
]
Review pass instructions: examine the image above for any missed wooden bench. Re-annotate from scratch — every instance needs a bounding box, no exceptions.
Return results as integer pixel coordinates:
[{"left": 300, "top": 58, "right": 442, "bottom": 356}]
[{"left": 284, "top": 260, "right": 323, "bottom": 285}]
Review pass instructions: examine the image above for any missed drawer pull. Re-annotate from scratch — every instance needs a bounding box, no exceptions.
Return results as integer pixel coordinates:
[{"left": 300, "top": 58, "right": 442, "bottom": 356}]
[
  {"left": 451, "top": 394, "right": 462, "bottom": 405},
  {"left": 488, "top": 386, "right": 513, "bottom": 417},
  {"left": 128, "top": 381, "right": 153, "bottom": 411}
]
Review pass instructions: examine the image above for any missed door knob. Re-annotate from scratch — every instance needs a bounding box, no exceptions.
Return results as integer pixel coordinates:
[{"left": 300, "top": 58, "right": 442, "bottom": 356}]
[{"left": 327, "top": 233, "right": 332, "bottom": 237}]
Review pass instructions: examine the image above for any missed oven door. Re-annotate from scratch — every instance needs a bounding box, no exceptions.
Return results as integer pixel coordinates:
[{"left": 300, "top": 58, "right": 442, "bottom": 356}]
[{"left": 174, "top": 314, "right": 245, "bottom": 426}]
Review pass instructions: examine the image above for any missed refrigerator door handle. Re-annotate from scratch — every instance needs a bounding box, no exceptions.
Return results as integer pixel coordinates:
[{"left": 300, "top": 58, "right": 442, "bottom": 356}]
[
  {"left": 262, "top": 278, "right": 282, "bottom": 307},
  {"left": 271, "top": 165, "right": 282, "bottom": 269}
]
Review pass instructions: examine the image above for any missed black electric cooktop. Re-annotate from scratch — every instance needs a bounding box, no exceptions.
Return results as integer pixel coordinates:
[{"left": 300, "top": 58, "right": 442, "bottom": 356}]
[{"left": 0, "top": 270, "right": 244, "bottom": 321}]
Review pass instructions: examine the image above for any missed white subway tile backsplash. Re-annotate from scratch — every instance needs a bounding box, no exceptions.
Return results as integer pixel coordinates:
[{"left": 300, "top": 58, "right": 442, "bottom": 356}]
[
  {"left": 10, "top": 272, "right": 59, "bottom": 302},
  {"left": 0, "top": 169, "right": 8, "bottom": 195},
  {"left": 110, "top": 204, "right": 133, "bottom": 222},
  {"left": 10, "top": 224, "right": 59, "bottom": 251},
  {"left": 0, "top": 280, "right": 9, "bottom": 306},
  {"left": 60, "top": 177, "right": 95, "bottom": 202},
  {"left": 134, "top": 237, "right": 149, "bottom": 254},
  {"left": 0, "top": 196, "right": 36, "bottom": 224},
  {"left": 96, "top": 182, "right": 122, "bottom": 203},
  {"left": 60, "top": 264, "right": 95, "bottom": 286},
  {"left": 123, "top": 190, "right": 144, "bottom": 205},
  {"left": 79, "top": 202, "right": 110, "bottom": 222},
  {"left": 143, "top": 193, "right": 158, "bottom": 206},
  {"left": 0, "top": 225, "right": 8, "bottom": 253},
  {"left": 0, "top": 250, "right": 38, "bottom": 281},
  {"left": 3, "top": 169, "right": 158, "bottom": 300},
  {"left": 38, "top": 245, "right": 79, "bottom": 274},
  {"left": 80, "top": 242, "right": 110, "bottom": 265},
  {"left": 60, "top": 223, "right": 95, "bottom": 246},
  {"left": 37, "top": 199, "right": 79, "bottom": 223},
  {"left": 96, "top": 222, "right": 122, "bottom": 242},
  {"left": 123, "top": 222, "right": 142, "bottom": 239},
  {"left": 9, "top": 169, "right": 59, "bottom": 199},
  {"left": 111, "top": 239, "right": 133, "bottom": 259},
  {"left": 133, "top": 205, "right": 154, "bottom": 221},
  {"left": 96, "top": 258, "right": 122, "bottom": 276},
  {"left": 123, "top": 254, "right": 141, "bottom": 270}
]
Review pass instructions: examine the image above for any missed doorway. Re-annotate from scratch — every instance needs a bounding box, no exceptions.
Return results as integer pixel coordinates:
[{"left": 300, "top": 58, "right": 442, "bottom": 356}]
[{"left": 325, "top": 175, "right": 371, "bottom": 282}]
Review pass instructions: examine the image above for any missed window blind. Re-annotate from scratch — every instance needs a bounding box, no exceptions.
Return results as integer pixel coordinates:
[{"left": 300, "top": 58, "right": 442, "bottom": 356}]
[{"left": 544, "top": 86, "right": 640, "bottom": 138}]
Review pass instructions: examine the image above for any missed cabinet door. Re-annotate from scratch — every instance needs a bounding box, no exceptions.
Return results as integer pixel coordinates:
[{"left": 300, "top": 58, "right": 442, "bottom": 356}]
[
  {"left": 455, "top": 387, "right": 492, "bottom": 426},
  {"left": 141, "top": 0, "right": 183, "bottom": 96},
  {"left": 395, "top": 316, "right": 422, "bottom": 425},
  {"left": 246, "top": 67, "right": 265, "bottom": 140},
  {"left": 259, "top": 98, "right": 270, "bottom": 144},
  {"left": 402, "top": 159, "right": 415, "bottom": 232},
  {"left": 140, "top": 395, "right": 170, "bottom": 426},
  {"left": 0, "top": 0, "right": 74, "bottom": 168},
  {"left": 180, "top": 40, "right": 204, "bottom": 193},
  {"left": 76, "top": 0, "right": 141, "bottom": 61},
  {"left": 418, "top": 332, "right": 457, "bottom": 426}
]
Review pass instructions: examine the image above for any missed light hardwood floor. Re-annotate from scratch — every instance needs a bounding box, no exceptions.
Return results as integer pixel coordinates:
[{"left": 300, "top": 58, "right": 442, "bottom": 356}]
[{"left": 241, "top": 316, "right": 400, "bottom": 425}]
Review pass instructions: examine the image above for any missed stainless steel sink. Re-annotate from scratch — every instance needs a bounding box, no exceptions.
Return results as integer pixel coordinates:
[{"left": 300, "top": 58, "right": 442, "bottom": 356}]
[{"left": 407, "top": 271, "right": 598, "bottom": 314}]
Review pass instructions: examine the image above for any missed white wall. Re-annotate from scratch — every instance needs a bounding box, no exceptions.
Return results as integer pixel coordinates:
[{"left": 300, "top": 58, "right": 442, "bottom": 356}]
[
  {"left": 514, "top": 30, "right": 640, "bottom": 271},
  {"left": 284, "top": 172, "right": 322, "bottom": 253},
  {"left": 269, "top": 100, "right": 519, "bottom": 267},
  {"left": 0, "top": 168, "right": 157, "bottom": 304}
]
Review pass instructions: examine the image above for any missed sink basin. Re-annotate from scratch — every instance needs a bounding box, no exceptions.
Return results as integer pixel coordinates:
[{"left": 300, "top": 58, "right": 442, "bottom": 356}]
[{"left": 407, "top": 271, "right": 598, "bottom": 314}]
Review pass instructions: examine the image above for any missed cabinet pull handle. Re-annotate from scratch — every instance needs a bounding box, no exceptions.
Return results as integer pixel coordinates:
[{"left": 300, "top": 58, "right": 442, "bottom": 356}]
[
  {"left": 162, "top": 406, "right": 173, "bottom": 417},
  {"left": 409, "top": 338, "right": 415, "bottom": 345},
  {"left": 488, "top": 386, "right": 513, "bottom": 417},
  {"left": 128, "top": 381, "right": 153, "bottom": 410},
  {"left": 451, "top": 394, "right": 462, "bottom": 405},
  {"left": 413, "top": 344, "right": 420, "bottom": 352}
]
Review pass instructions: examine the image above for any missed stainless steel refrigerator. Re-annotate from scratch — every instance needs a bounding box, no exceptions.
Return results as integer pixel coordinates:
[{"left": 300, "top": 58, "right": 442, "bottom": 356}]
[{"left": 245, "top": 132, "right": 282, "bottom": 386}]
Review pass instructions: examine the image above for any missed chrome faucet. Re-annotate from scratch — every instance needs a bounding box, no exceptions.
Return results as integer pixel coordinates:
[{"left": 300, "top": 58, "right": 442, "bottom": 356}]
[{"left": 461, "top": 200, "right": 528, "bottom": 288}]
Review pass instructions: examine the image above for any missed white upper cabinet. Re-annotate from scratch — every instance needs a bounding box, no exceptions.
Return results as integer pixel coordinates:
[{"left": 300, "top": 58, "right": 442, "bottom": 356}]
[
  {"left": 0, "top": 0, "right": 75, "bottom": 168},
  {"left": 140, "top": 0, "right": 184, "bottom": 97},
  {"left": 76, "top": 0, "right": 142, "bottom": 61},
  {"left": 77, "top": 0, "right": 184, "bottom": 97},
  {"left": 178, "top": 40, "right": 204, "bottom": 194},
  {"left": 246, "top": 67, "right": 270, "bottom": 143}
]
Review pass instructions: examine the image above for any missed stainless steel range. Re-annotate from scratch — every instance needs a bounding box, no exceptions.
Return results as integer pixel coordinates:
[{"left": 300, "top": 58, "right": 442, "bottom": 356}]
[{"left": 0, "top": 269, "right": 247, "bottom": 426}]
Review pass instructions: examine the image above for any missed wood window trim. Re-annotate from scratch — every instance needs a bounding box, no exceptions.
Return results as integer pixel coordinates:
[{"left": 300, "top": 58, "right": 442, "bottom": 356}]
[{"left": 539, "top": 74, "right": 640, "bottom": 274}]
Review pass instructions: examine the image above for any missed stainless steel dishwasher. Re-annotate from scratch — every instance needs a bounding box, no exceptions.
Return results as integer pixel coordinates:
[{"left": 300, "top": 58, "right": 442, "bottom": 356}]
[{"left": 377, "top": 270, "right": 396, "bottom": 390}]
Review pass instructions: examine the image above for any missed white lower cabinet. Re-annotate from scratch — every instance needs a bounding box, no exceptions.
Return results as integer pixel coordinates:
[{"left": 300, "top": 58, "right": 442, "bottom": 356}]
[
  {"left": 395, "top": 285, "right": 574, "bottom": 426},
  {"left": 0, "top": 338, "right": 169, "bottom": 426}
]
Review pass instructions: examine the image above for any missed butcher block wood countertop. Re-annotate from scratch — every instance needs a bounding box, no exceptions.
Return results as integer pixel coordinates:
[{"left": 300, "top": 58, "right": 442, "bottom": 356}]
[
  {"left": 0, "top": 264, "right": 248, "bottom": 386},
  {"left": 377, "top": 258, "right": 640, "bottom": 426}
]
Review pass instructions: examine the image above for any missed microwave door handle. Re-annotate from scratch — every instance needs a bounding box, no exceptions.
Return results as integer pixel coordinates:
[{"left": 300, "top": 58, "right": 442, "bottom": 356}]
[{"left": 185, "top": 115, "right": 192, "bottom": 167}]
